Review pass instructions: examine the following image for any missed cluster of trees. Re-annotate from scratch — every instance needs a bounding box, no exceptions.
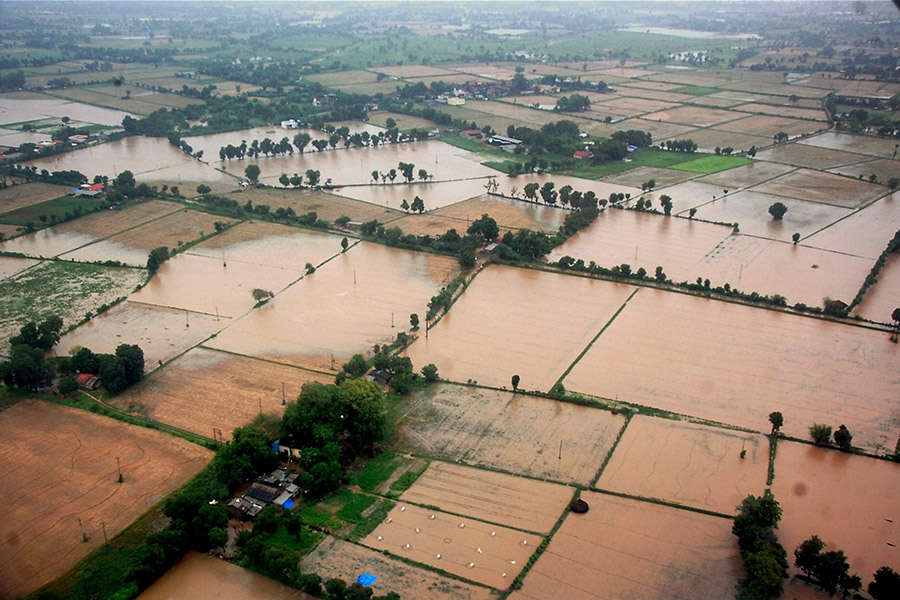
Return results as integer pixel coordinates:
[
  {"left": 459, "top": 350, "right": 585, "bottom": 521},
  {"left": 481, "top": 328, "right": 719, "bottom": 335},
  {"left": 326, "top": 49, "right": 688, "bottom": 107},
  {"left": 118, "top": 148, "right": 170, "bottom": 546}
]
[
  {"left": 554, "top": 93, "right": 590, "bottom": 112},
  {"left": 506, "top": 120, "right": 583, "bottom": 155},
  {"left": 849, "top": 229, "right": 900, "bottom": 314},
  {"left": 794, "top": 536, "right": 860, "bottom": 596},
  {"left": 0, "top": 69, "right": 25, "bottom": 91},
  {"left": 732, "top": 490, "right": 789, "bottom": 599},
  {"left": 146, "top": 246, "right": 170, "bottom": 275},
  {"left": 0, "top": 316, "right": 63, "bottom": 391},
  {"left": 64, "top": 344, "right": 144, "bottom": 395},
  {"left": 768, "top": 201, "right": 788, "bottom": 221},
  {"left": 659, "top": 138, "right": 698, "bottom": 153},
  {"left": 809, "top": 423, "right": 853, "bottom": 450},
  {"left": 370, "top": 161, "right": 432, "bottom": 185},
  {"left": 2, "top": 164, "right": 88, "bottom": 187}
]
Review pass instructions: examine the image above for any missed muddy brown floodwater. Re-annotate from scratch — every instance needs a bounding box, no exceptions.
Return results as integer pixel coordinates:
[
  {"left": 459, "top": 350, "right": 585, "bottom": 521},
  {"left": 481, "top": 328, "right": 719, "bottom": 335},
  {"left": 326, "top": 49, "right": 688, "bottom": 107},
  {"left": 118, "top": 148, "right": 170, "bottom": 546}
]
[{"left": 137, "top": 552, "right": 308, "bottom": 600}]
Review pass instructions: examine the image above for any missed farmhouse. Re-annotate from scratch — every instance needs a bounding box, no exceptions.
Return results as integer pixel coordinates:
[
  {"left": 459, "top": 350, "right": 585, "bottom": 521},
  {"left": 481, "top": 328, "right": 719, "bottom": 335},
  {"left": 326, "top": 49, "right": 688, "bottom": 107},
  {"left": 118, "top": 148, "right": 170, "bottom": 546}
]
[
  {"left": 71, "top": 183, "right": 105, "bottom": 198},
  {"left": 75, "top": 373, "right": 101, "bottom": 390},
  {"left": 487, "top": 134, "right": 522, "bottom": 147}
]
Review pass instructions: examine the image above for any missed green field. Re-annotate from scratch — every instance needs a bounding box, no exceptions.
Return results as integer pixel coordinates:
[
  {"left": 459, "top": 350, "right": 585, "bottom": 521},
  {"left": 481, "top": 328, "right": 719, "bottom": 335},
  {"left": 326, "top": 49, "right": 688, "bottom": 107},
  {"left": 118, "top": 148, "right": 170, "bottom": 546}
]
[
  {"left": 567, "top": 148, "right": 714, "bottom": 179},
  {"left": 0, "top": 195, "right": 107, "bottom": 227},
  {"left": 669, "top": 154, "right": 753, "bottom": 174}
]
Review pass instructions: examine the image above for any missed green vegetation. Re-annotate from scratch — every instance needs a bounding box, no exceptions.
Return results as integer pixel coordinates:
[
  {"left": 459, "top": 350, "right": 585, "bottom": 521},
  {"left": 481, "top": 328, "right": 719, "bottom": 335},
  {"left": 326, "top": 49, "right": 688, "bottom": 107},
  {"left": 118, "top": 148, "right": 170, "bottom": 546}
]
[
  {"left": 669, "top": 154, "right": 753, "bottom": 174},
  {"left": 349, "top": 499, "right": 395, "bottom": 541},
  {"left": 567, "top": 148, "right": 708, "bottom": 179},
  {"left": 732, "top": 490, "right": 789, "bottom": 599},
  {"left": 0, "top": 194, "right": 107, "bottom": 227},
  {"left": 334, "top": 489, "right": 377, "bottom": 524},
  {"left": 389, "top": 462, "right": 429, "bottom": 494},
  {"left": 794, "top": 536, "right": 861, "bottom": 596},
  {"left": 349, "top": 450, "right": 400, "bottom": 492}
]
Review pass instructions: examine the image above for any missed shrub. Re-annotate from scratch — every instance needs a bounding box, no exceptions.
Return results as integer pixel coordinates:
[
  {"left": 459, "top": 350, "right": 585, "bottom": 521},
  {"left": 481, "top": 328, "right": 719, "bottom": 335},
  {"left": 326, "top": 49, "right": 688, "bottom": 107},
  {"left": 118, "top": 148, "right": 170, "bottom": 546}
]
[
  {"left": 810, "top": 424, "right": 832, "bottom": 445},
  {"left": 58, "top": 375, "right": 78, "bottom": 395}
]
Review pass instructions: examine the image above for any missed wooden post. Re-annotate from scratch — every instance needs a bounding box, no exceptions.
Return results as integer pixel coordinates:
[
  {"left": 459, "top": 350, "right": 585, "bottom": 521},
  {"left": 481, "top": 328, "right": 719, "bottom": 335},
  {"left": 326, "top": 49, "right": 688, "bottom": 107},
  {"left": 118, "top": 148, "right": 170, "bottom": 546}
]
[{"left": 281, "top": 382, "right": 286, "bottom": 405}]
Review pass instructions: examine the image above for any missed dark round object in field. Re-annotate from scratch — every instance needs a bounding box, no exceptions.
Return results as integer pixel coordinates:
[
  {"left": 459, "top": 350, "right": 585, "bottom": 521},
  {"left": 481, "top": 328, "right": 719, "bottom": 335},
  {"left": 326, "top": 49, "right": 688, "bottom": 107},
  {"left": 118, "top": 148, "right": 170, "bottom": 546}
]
[{"left": 570, "top": 498, "right": 589, "bottom": 514}]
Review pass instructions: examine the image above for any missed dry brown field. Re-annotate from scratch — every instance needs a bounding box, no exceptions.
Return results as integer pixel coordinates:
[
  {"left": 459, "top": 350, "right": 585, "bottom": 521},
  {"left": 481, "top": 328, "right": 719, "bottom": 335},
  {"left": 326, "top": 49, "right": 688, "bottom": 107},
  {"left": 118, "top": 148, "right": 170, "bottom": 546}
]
[
  {"left": 735, "top": 103, "right": 828, "bottom": 121},
  {"left": 408, "top": 74, "right": 494, "bottom": 87},
  {"left": 188, "top": 220, "right": 343, "bottom": 272},
  {"left": 715, "top": 114, "right": 826, "bottom": 137},
  {"left": 231, "top": 188, "right": 401, "bottom": 224},
  {"left": 854, "top": 253, "right": 900, "bottom": 323},
  {"left": 464, "top": 100, "right": 573, "bottom": 127},
  {"left": 335, "top": 177, "right": 493, "bottom": 211},
  {"left": 828, "top": 158, "right": 900, "bottom": 185},
  {"left": 0, "top": 399, "right": 212, "bottom": 599},
  {"left": 337, "top": 81, "right": 405, "bottom": 94},
  {"left": 754, "top": 168, "right": 886, "bottom": 208},
  {"left": 388, "top": 213, "right": 486, "bottom": 236},
  {"left": 698, "top": 234, "right": 870, "bottom": 307},
  {"left": 401, "top": 461, "right": 571, "bottom": 534},
  {"left": 601, "top": 166, "right": 696, "bottom": 188},
  {"left": 0, "top": 256, "right": 39, "bottom": 280},
  {"left": 601, "top": 96, "right": 681, "bottom": 114},
  {"left": 431, "top": 194, "right": 566, "bottom": 232},
  {"left": 505, "top": 95, "right": 561, "bottom": 107},
  {"left": 510, "top": 491, "right": 742, "bottom": 600},
  {"left": 597, "top": 416, "right": 769, "bottom": 515},
  {"left": 206, "top": 242, "right": 458, "bottom": 371},
  {"left": 221, "top": 140, "right": 497, "bottom": 187},
  {"left": 91, "top": 85, "right": 202, "bottom": 110},
  {"left": 374, "top": 65, "right": 458, "bottom": 78},
  {"left": 609, "top": 117, "right": 698, "bottom": 140},
  {"left": 771, "top": 441, "right": 900, "bottom": 583},
  {"left": 303, "top": 537, "right": 493, "bottom": 600},
  {"left": 755, "top": 144, "right": 873, "bottom": 170},
  {"left": 52, "top": 300, "right": 223, "bottom": 370},
  {"left": 444, "top": 64, "right": 519, "bottom": 80},
  {"left": 803, "top": 192, "right": 900, "bottom": 258},
  {"left": 406, "top": 264, "right": 636, "bottom": 391},
  {"left": 799, "top": 132, "right": 899, "bottom": 158},
  {"left": 397, "top": 384, "right": 626, "bottom": 485},
  {"left": 47, "top": 87, "right": 162, "bottom": 116},
  {"left": 363, "top": 502, "right": 540, "bottom": 589},
  {"left": 62, "top": 209, "right": 235, "bottom": 266},
  {"left": 139, "top": 552, "right": 308, "bottom": 600},
  {"left": 615, "top": 79, "right": 681, "bottom": 91},
  {"left": 594, "top": 67, "right": 657, "bottom": 79},
  {"left": 0, "top": 182, "right": 71, "bottom": 215},
  {"left": 564, "top": 287, "right": 900, "bottom": 453},
  {"left": 693, "top": 190, "right": 851, "bottom": 242},
  {"left": 114, "top": 347, "right": 332, "bottom": 440},
  {"left": 689, "top": 95, "right": 746, "bottom": 108},
  {"left": 547, "top": 208, "right": 732, "bottom": 284},
  {"left": 643, "top": 105, "right": 746, "bottom": 127},
  {"left": 307, "top": 70, "right": 380, "bottom": 86},
  {"left": 722, "top": 81, "right": 828, "bottom": 98},
  {"left": 696, "top": 161, "right": 796, "bottom": 188}
]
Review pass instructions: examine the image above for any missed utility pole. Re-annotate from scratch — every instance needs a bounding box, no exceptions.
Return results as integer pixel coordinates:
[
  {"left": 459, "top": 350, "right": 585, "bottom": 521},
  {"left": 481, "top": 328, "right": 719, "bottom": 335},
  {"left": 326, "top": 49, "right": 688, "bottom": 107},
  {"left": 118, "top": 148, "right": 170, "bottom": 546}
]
[
  {"left": 101, "top": 521, "right": 108, "bottom": 543},
  {"left": 116, "top": 456, "right": 122, "bottom": 483},
  {"left": 281, "top": 382, "right": 286, "bottom": 405},
  {"left": 77, "top": 517, "right": 88, "bottom": 542},
  {"left": 258, "top": 397, "right": 262, "bottom": 415}
]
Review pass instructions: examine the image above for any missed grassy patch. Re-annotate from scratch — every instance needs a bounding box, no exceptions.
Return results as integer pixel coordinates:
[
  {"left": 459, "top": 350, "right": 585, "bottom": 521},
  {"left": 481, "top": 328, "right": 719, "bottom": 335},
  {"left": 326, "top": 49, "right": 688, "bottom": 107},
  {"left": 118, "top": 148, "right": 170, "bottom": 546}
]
[
  {"left": 566, "top": 148, "right": 702, "bottom": 179},
  {"left": 669, "top": 155, "right": 753, "bottom": 174},
  {"left": 334, "top": 489, "right": 377, "bottom": 524},
  {"left": 439, "top": 135, "right": 509, "bottom": 158},
  {"left": 349, "top": 451, "right": 400, "bottom": 492},
  {"left": 389, "top": 461, "right": 429, "bottom": 494},
  {"left": 266, "top": 524, "right": 324, "bottom": 556},
  {"left": 674, "top": 85, "right": 721, "bottom": 96},
  {"left": 0, "top": 195, "right": 106, "bottom": 226},
  {"left": 349, "top": 499, "right": 395, "bottom": 541},
  {"left": 299, "top": 505, "right": 343, "bottom": 529}
]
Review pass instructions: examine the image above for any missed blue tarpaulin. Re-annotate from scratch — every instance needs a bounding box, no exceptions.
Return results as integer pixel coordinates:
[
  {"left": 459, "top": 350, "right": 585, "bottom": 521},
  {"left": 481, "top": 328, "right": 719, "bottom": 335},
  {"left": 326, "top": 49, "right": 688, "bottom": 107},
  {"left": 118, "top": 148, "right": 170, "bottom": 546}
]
[
  {"left": 271, "top": 441, "right": 280, "bottom": 454},
  {"left": 357, "top": 573, "right": 377, "bottom": 586},
  {"left": 282, "top": 498, "right": 295, "bottom": 509}
]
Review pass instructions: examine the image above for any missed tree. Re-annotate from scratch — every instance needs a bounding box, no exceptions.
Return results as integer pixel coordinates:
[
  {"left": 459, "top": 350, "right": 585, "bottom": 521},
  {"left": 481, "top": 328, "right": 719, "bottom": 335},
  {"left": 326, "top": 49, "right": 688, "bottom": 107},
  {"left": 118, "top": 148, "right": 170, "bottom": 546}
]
[
  {"left": 421, "top": 363, "right": 438, "bottom": 382},
  {"left": 115, "top": 344, "right": 144, "bottom": 386},
  {"left": 1, "top": 344, "right": 52, "bottom": 391},
  {"left": 768, "top": 412, "right": 783, "bottom": 435},
  {"left": 114, "top": 170, "right": 136, "bottom": 190},
  {"left": 341, "top": 237, "right": 349, "bottom": 252},
  {"left": 511, "top": 374, "right": 520, "bottom": 391},
  {"left": 689, "top": 207, "right": 697, "bottom": 219},
  {"left": 733, "top": 490, "right": 783, "bottom": 552},
  {"left": 540, "top": 182, "right": 557, "bottom": 205},
  {"left": 279, "top": 173, "right": 290, "bottom": 187},
  {"left": 891, "top": 307, "right": 900, "bottom": 343},
  {"left": 293, "top": 132, "right": 311, "bottom": 153},
  {"left": 888, "top": 177, "right": 899, "bottom": 190},
  {"left": 11, "top": 316, "right": 63, "bottom": 351},
  {"left": 768, "top": 202, "right": 788, "bottom": 220},
  {"left": 869, "top": 566, "right": 900, "bottom": 600},
  {"left": 409, "top": 313, "right": 419, "bottom": 330},
  {"left": 792, "top": 232, "right": 800, "bottom": 244},
  {"left": 398, "top": 162, "right": 415, "bottom": 183},
  {"left": 146, "top": 246, "right": 170, "bottom": 275},
  {"left": 400, "top": 198, "right": 409, "bottom": 212},
  {"left": 524, "top": 182, "right": 539, "bottom": 201},
  {"left": 305, "top": 169, "right": 320, "bottom": 188},
  {"left": 98, "top": 353, "right": 128, "bottom": 395},
  {"left": 58, "top": 375, "right": 78, "bottom": 395},
  {"left": 418, "top": 168, "right": 428, "bottom": 181},
  {"left": 660, "top": 195, "right": 673, "bottom": 216},
  {"left": 196, "top": 184, "right": 211, "bottom": 195},
  {"left": 833, "top": 424, "right": 852, "bottom": 450},
  {"left": 371, "top": 170, "right": 380, "bottom": 183},
  {"left": 244, "top": 164, "right": 261, "bottom": 184},
  {"left": 340, "top": 378, "right": 386, "bottom": 455},
  {"left": 72, "top": 347, "right": 99, "bottom": 373},
  {"left": 467, "top": 214, "right": 499, "bottom": 243},
  {"left": 810, "top": 424, "right": 832, "bottom": 445},
  {"left": 794, "top": 535, "right": 825, "bottom": 579},
  {"left": 341, "top": 354, "right": 369, "bottom": 380},
  {"left": 410, "top": 196, "right": 425, "bottom": 213},
  {"left": 388, "top": 168, "right": 397, "bottom": 183}
]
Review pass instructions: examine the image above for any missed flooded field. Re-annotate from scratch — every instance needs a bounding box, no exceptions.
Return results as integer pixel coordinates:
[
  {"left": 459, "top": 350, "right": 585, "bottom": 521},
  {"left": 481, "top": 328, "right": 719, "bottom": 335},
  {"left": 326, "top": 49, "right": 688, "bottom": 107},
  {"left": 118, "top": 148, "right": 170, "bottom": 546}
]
[
  {"left": 51, "top": 301, "right": 223, "bottom": 370},
  {"left": 647, "top": 180, "right": 727, "bottom": 214},
  {"left": 0, "top": 200, "right": 182, "bottom": 258},
  {"left": 799, "top": 131, "right": 899, "bottom": 159},
  {"left": 563, "top": 288, "right": 900, "bottom": 453},
  {"left": 303, "top": 537, "right": 492, "bottom": 600},
  {"left": 716, "top": 114, "right": 825, "bottom": 137},
  {"left": 597, "top": 416, "right": 769, "bottom": 515},
  {"left": 401, "top": 461, "right": 571, "bottom": 534},
  {"left": 601, "top": 166, "right": 695, "bottom": 188},
  {"left": 407, "top": 265, "right": 636, "bottom": 392},
  {"left": 0, "top": 399, "right": 212, "bottom": 599},
  {"left": 62, "top": 209, "right": 235, "bottom": 266},
  {"left": 432, "top": 194, "right": 567, "bottom": 232},
  {"left": 694, "top": 191, "right": 851, "bottom": 242},
  {"left": 772, "top": 441, "right": 900, "bottom": 582},
  {"left": 207, "top": 242, "right": 458, "bottom": 371},
  {"left": 699, "top": 233, "right": 870, "bottom": 306},
  {"left": 828, "top": 158, "right": 900, "bottom": 185},
  {"left": 755, "top": 144, "right": 872, "bottom": 170},
  {"left": 0, "top": 95, "right": 131, "bottom": 126},
  {"left": 643, "top": 105, "right": 745, "bottom": 127},
  {"left": 547, "top": 209, "right": 733, "bottom": 283},
  {"left": 363, "top": 502, "right": 541, "bottom": 589},
  {"left": 675, "top": 128, "right": 769, "bottom": 153},
  {"left": 334, "top": 177, "right": 493, "bottom": 211},
  {"left": 138, "top": 552, "right": 306, "bottom": 600},
  {"left": 184, "top": 123, "right": 383, "bottom": 160},
  {"left": 696, "top": 161, "right": 796, "bottom": 189},
  {"left": 397, "top": 384, "right": 626, "bottom": 485},
  {"left": 232, "top": 188, "right": 402, "bottom": 224},
  {"left": 754, "top": 168, "right": 885, "bottom": 208},
  {"left": 114, "top": 347, "right": 332, "bottom": 440},
  {"left": 510, "top": 492, "right": 742, "bottom": 600},
  {"left": 0, "top": 256, "right": 39, "bottom": 280},
  {"left": 854, "top": 253, "right": 900, "bottom": 323},
  {"left": 24, "top": 136, "right": 234, "bottom": 186},
  {"left": 803, "top": 192, "right": 899, "bottom": 258},
  {"left": 0, "top": 261, "right": 145, "bottom": 351},
  {"left": 735, "top": 103, "right": 828, "bottom": 121},
  {"left": 188, "top": 220, "right": 343, "bottom": 271},
  {"left": 220, "top": 140, "right": 497, "bottom": 186},
  {"left": 130, "top": 252, "right": 303, "bottom": 319},
  {"left": 0, "top": 182, "right": 71, "bottom": 215}
]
